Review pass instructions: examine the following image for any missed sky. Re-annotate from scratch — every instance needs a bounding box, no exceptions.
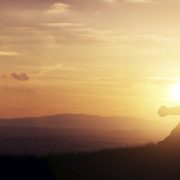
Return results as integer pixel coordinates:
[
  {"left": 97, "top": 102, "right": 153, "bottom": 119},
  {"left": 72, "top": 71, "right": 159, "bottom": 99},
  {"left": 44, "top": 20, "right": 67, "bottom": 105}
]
[{"left": 1, "top": 0, "right": 180, "bottom": 128}]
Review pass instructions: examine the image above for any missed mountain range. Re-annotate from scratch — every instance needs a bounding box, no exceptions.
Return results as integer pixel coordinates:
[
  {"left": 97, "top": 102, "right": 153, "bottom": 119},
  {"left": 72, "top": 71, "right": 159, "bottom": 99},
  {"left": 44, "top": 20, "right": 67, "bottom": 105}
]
[{"left": 0, "top": 114, "right": 163, "bottom": 154}]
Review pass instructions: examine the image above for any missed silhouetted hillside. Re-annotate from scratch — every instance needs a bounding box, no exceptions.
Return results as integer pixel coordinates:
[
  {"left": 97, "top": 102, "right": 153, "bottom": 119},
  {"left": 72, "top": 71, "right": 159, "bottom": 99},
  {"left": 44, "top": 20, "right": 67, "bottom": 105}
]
[
  {"left": 0, "top": 123, "right": 179, "bottom": 180},
  {"left": 159, "top": 122, "right": 180, "bottom": 150},
  {"left": 1, "top": 143, "right": 180, "bottom": 180},
  {"left": 0, "top": 114, "right": 155, "bottom": 130},
  {"left": 47, "top": 144, "right": 180, "bottom": 180},
  {"left": 0, "top": 126, "right": 153, "bottom": 155},
  {"left": 0, "top": 114, "right": 162, "bottom": 154},
  {"left": 47, "top": 123, "right": 180, "bottom": 180}
]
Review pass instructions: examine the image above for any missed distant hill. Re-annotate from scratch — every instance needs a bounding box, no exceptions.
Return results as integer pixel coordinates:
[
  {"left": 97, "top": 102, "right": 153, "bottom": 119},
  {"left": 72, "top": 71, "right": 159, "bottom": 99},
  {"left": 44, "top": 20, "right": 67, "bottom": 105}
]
[
  {"left": 0, "top": 126, "right": 154, "bottom": 155},
  {"left": 0, "top": 114, "right": 164, "bottom": 154},
  {"left": 0, "top": 114, "right": 159, "bottom": 130}
]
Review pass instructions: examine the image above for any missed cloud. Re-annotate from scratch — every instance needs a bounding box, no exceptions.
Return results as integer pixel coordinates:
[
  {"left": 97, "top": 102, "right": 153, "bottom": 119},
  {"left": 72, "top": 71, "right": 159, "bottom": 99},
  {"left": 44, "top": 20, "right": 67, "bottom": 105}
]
[
  {"left": 152, "top": 78, "right": 176, "bottom": 87},
  {"left": 47, "top": 3, "right": 70, "bottom": 14},
  {"left": 0, "top": 86, "right": 37, "bottom": 95},
  {"left": 125, "top": 0, "right": 154, "bottom": 3},
  {"left": 100, "top": 0, "right": 116, "bottom": 2},
  {"left": 43, "top": 22, "right": 83, "bottom": 28},
  {"left": 41, "top": 21, "right": 110, "bottom": 45},
  {"left": 11, "top": 73, "right": 30, "bottom": 81},
  {"left": 40, "top": 63, "right": 66, "bottom": 74},
  {"left": 0, "top": 51, "right": 19, "bottom": 57}
]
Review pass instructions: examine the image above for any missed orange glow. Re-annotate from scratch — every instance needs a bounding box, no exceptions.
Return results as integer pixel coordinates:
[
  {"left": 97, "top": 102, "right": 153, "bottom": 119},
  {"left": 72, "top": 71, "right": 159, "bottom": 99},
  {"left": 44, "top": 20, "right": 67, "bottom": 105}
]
[{"left": 0, "top": 0, "right": 180, "bottom": 133}]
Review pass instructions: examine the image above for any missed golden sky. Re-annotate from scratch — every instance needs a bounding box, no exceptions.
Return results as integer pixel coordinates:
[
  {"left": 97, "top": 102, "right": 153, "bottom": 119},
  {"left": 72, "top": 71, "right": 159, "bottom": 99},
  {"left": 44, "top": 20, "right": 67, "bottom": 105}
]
[{"left": 1, "top": 0, "right": 180, "bottom": 126}]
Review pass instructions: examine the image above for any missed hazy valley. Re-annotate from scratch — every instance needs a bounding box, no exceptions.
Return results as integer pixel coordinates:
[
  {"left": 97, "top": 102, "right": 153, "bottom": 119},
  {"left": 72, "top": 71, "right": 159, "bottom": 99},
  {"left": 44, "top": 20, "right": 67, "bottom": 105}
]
[{"left": 0, "top": 114, "right": 167, "bottom": 154}]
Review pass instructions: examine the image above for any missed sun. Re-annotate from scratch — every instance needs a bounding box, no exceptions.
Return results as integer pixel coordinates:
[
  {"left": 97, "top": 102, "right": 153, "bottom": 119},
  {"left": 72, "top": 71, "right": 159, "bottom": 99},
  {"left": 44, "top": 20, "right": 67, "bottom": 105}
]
[{"left": 169, "top": 82, "right": 180, "bottom": 102}]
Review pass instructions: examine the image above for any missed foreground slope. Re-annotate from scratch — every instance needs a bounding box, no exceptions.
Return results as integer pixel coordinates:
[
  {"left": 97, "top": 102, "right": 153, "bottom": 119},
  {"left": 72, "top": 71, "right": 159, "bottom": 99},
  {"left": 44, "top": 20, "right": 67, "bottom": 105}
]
[
  {"left": 48, "top": 145, "right": 180, "bottom": 180},
  {"left": 47, "top": 122, "right": 180, "bottom": 180},
  {"left": 158, "top": 122, "right": 180, "bottom": 149},
  {"left": 0, "top": 123, "right": 179, "bottom": 179}
]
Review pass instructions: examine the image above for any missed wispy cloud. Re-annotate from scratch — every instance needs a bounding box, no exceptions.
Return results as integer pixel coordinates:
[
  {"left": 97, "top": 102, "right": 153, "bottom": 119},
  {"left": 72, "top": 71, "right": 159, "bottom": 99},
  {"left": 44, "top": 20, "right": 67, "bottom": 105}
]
[
  {"left": 0, "top": 86, "right": 37, "bottom": 95},
  {"left": 41, "top": 63, "right": 66, "bottom": 72},
  {"left": 125, "top": 0, "right": 155, "bottom": 3},
  {"left": 11, "top": 73, "right": 30, "bottom": 81},
  {"left": 43, "top": 22, "right": 83, "bottom": 28},
  {"left": 100, "top": 0, "right": 116, "bottom": 3},
  {"left": 0, "top": 51, "right": 19, "bottom": 57},
  {"left": 47, "top": 3, "right": 70, "bottom": 14},
  {"left": 150, "top": 77, "right": 177, "bottom": 87}
]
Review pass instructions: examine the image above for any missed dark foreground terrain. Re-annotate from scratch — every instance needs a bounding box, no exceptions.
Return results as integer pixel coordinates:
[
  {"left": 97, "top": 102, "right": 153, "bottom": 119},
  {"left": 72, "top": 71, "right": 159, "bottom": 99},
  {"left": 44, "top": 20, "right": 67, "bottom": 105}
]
[
  {"left": 47, "top": 144, "right": 180, "bottom": 180},
  {"left": 1, "top": 144, "right": 180, "bottom": 180},
  {"left": 0, "top": 118, "right": 179, "bottom": 180},
  {"left": 0, "top": 155, "right": 55, "bottom": 180}
]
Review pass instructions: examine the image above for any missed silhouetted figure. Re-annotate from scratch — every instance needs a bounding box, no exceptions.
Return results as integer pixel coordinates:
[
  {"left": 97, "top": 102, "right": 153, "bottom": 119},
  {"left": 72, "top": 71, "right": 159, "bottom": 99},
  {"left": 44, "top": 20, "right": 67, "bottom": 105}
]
[{"left": 158, "top": 105, "right": 180, "bottom": 117}]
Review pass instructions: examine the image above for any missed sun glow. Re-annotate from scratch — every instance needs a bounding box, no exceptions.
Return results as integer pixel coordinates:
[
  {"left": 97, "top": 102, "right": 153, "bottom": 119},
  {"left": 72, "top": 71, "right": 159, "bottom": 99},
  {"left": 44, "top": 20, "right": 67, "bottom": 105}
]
[{"left": 169, "top": 82, "right": 180, "bottom": 102}]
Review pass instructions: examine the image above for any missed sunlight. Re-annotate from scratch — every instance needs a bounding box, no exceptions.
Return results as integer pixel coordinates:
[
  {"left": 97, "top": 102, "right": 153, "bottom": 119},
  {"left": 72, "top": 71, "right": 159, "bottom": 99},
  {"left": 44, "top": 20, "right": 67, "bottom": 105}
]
[{"left": 169, "top": 82, "right": 180, "bottom": 102}]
